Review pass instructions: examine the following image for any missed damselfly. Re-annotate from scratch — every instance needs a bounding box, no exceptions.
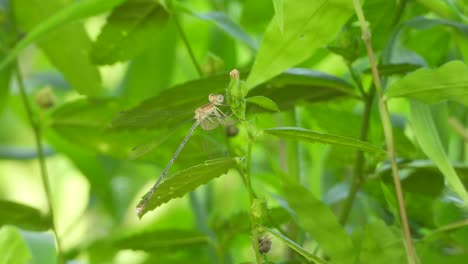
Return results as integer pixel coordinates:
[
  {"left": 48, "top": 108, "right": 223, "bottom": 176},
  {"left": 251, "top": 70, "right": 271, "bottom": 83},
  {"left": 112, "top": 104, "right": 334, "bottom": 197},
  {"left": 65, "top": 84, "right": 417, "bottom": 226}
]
[{"left": 136, "top": 93, "right": 230, "bottom": 217}]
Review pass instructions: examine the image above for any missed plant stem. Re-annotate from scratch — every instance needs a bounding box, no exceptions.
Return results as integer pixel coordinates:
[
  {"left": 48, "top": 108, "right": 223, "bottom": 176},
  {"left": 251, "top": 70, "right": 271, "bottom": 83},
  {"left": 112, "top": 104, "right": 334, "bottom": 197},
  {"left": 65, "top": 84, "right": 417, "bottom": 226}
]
[
  {"left": 174, "top": 13, "right": 203, "bottom": 76},
  {"left": 15, "top": 63, "right": 64, "bottom": 264},
  {"left": 448, "top": 117, "right": 468, "bottom": 142},
  {"left": 346, "top": 62, "right": 366, "bottom": 97},
  {"left": 245, "top": 140, "right": 262, "bottom": 264},
  {"left": 351, "top": 1, "right": 417, "bottom": 264},
  {"left": 339, "top": 87, "right": 374, "bottom": 225}
]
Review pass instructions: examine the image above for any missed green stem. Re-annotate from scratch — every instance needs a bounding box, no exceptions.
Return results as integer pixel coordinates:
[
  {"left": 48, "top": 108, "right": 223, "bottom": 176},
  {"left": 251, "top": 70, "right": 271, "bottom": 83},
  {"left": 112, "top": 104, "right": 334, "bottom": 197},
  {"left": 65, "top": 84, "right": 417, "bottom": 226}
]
[
  {"left": 339, "top": 86, "right": 374, "bottom": 225},
  {"left": 174, "top": 14, "right": 203, "bottom": 76},
  {"left": 15, "top": 63, "right": 64, "bottom": 264},
  {"left": 351, "top": 1, "right": 417, "bottom": 263},
  {"left": 346, "top": 62, "right": 366, "bottom": 97},
  {"left": 245, "top": 140, "right": 262, "bottom": 264}
]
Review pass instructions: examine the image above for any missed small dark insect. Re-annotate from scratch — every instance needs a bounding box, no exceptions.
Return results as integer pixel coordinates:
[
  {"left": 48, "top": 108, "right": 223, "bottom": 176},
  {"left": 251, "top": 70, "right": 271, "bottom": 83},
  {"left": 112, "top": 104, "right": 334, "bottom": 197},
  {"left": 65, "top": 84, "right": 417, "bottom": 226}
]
[{"left": 258, "top": 236, "right": 272, "bottom": 254}]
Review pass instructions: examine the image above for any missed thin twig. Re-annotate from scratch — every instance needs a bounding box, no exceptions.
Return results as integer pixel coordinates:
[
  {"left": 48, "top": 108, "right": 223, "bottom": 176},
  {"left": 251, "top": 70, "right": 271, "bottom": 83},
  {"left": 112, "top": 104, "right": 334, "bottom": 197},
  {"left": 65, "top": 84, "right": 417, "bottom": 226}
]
[
  {"left": 15, "top": 63, "right": 64, "bottom": 264},
  {"left": 339, "top": 86, "right": 375, "bottom": 224},
  {"left": 174, "top": 13, "right": 203, "bottom": 76},
  {"left": 351, "top": 1, "right": 417, "bottom": 263},
  {"left": 448, "top": 117, "right": 468, "bottom": 142}
]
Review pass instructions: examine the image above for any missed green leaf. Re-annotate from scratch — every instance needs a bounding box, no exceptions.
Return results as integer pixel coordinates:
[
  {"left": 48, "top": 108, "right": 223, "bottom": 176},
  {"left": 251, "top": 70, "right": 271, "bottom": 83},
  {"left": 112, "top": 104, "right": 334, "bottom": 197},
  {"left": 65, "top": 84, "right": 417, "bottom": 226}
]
[
  {"left": 246, "top": 96, "right": 279, "bottom": 112},
  {"left": 113, "top": 69, "right": 355, "bottom": 130},
  {"left": 264, "top": 127, "right": 386, "bottom": 156},
  {"left": 114, "top": 229, "right": 209, "bottom": 251},
  {"left": 0, "top": 200, "right": 51, "bottom": 231},
  {"left": 410, "top": 101, "right": 468, "bottom": 206},
  {"left": 13, "top": 0, "right": 103, "bottom": 96},
  {"left": 259, "top": 225, "right": 331, "bottom": 264},
  {"left": 282, "top": 180, "right": 356, "bottom": 264},
  {"left": 0, "top": 226, "right": 31, "bottom": 264},
  {"left": 0, "top": 2, "right": 17, "bottom": 113},
  {"left": 121, "top": 19, "right": 177, "bottom": 104},
  {"left": 353, "top": 220, "right": 406, "bottom": 264},
  {"left": 175, "top": 2, "right": 257, "bottom": 50},
  {"left": 272, "top": 0, "right": 284, "bottom": 33},
  {"left": 414, "top": 0, "right": 457, "bottom": 19},
  {"left": 245, "top": 0, "right": 354, "bottom": 89},
  {"left": 112, "top": 73, "right": 230, "bottom": 130},
  {"left": 364, "top": 63, "right": 422, "bottom": 76},
  {"left": 91, "top": 0, "right": 169, "bottom": 65},
  {"left": 0, "top": 0, "right": 126, "bottom": 71},
  {"left": 329, "top": 0, "right": 397, "bottom": 62},
  {"left": 248, "top": 68, "right": 356, "bottom": 110},
  {"left": 386, "top": 61, "right": 468, "bottom": 106},
  {"left": 50, "top": 98, "right": 226, "bottom": 168},
  {"left": 240, "top": 0, "right": 274, "bottom": 33},
  {"left": 137, "top": 157, "right": 239, "bottom": 218}
]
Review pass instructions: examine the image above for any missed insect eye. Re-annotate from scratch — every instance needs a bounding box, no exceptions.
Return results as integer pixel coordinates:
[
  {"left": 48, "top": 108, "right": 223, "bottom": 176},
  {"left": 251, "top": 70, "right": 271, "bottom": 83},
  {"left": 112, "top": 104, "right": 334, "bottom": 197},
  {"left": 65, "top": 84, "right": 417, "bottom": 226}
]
[{"left": 217, "top": 95, "right": 224, "bottom": 102}]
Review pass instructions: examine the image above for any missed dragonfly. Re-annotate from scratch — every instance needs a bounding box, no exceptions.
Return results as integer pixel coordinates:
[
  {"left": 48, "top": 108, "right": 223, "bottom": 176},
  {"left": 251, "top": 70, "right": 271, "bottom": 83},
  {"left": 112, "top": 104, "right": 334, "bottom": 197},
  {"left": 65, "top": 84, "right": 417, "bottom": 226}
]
[{"left": 136, "top": 93, "right": 231, "bottom": 217}]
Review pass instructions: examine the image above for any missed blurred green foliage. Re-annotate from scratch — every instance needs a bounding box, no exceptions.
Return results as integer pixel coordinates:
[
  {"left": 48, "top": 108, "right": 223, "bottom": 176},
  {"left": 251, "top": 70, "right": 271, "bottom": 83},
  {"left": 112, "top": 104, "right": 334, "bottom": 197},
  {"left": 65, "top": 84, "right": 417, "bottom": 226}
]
[{"left": 0, "top": 0, "right": 467, "bottom": 263}]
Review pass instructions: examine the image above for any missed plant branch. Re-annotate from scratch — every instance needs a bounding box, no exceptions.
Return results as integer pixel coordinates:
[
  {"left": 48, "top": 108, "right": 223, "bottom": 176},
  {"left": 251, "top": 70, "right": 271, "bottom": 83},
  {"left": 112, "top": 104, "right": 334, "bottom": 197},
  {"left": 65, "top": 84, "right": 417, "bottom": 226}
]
[
  {"left": 174, "top": 13, "right": 203, "bottom": 76},
  {"left": 245, "top": 140, "right": 262, "bottom": 263},
  {"left": 15, "top": 63, "right": 64, "bottom": 264},
  {"left": 351, "top": 1, "right": 417, "bottom": 264},
  {"left": 339, "top": 86, "right": 374, "bottom": 225},
  {"left": 346, "top": 62, "right": 366, "bottom": 97}
]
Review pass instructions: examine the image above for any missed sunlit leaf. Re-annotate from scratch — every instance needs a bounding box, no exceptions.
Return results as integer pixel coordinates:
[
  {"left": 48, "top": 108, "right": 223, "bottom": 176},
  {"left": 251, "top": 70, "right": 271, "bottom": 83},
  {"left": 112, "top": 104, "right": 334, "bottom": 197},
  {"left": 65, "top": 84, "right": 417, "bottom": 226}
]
[
  {"left": 0, "top": 0, "right": 126, "bottom": 71},
  {"left": 386, "top": 61, "right": 468, "bottom": 106},
  {"left": 0, "top": 200, "right": 50, "bottom": 231},
  {"left": 282, "top": 180, "right": 356, "bottom": 264},
  {"left": 91, "top": 0, "right": 169, "bottom": 65},
  {"left": 13, "top": 0, "right": 103, "bottom": 96},
  {"left": 409, "top": 101, "right": 468, "bottom": 205},
  {"left": 414, "top": 0, "right": 456, "bottom": 19},
  {"left": 45, "top": 130, "right": 118, "bottom": 217},
  {"left": 245, "top": 0, "right": 354, "bottom": 89},
  {"left": 260, "top": 225, "right": 331, "bottom": 264},
  {"left": 272, "top": 0, "right": 284, "bottom": 33},
  {"left": 264, "top": 127, "right": 386, "bottom": 156},
  {"left": 246, "top": 96, "right": 279, "bottom": 112},
  {"left": 0, "top": 226, "right": 31, "bottom": 264},
  {"left": 136, "top": 157, "right": 239, "bottom": 218}
]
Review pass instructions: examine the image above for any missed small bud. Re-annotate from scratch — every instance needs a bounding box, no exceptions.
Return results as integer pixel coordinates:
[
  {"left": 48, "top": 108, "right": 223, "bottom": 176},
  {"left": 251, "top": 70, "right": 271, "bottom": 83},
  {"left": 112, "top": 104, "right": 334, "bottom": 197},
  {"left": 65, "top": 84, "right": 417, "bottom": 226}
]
[
  {"left": 230, "top": 69, "right": 239, "bottom": 79},
  {"left": 258, "top": 236, "right": 272, "bottom": 254},
  {"left": 35, "top": 87, "right": 56, "bottom": 109},
  {"left": 225, "top": 125, "right": 239, "bottom": 137}
]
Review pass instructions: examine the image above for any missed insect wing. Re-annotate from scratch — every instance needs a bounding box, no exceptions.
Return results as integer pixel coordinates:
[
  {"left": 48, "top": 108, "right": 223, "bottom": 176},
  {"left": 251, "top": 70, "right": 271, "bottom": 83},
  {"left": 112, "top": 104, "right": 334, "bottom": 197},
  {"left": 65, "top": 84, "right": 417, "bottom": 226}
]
[{"left": 199, "top": 117, "right": 220, "bottom": 130}]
